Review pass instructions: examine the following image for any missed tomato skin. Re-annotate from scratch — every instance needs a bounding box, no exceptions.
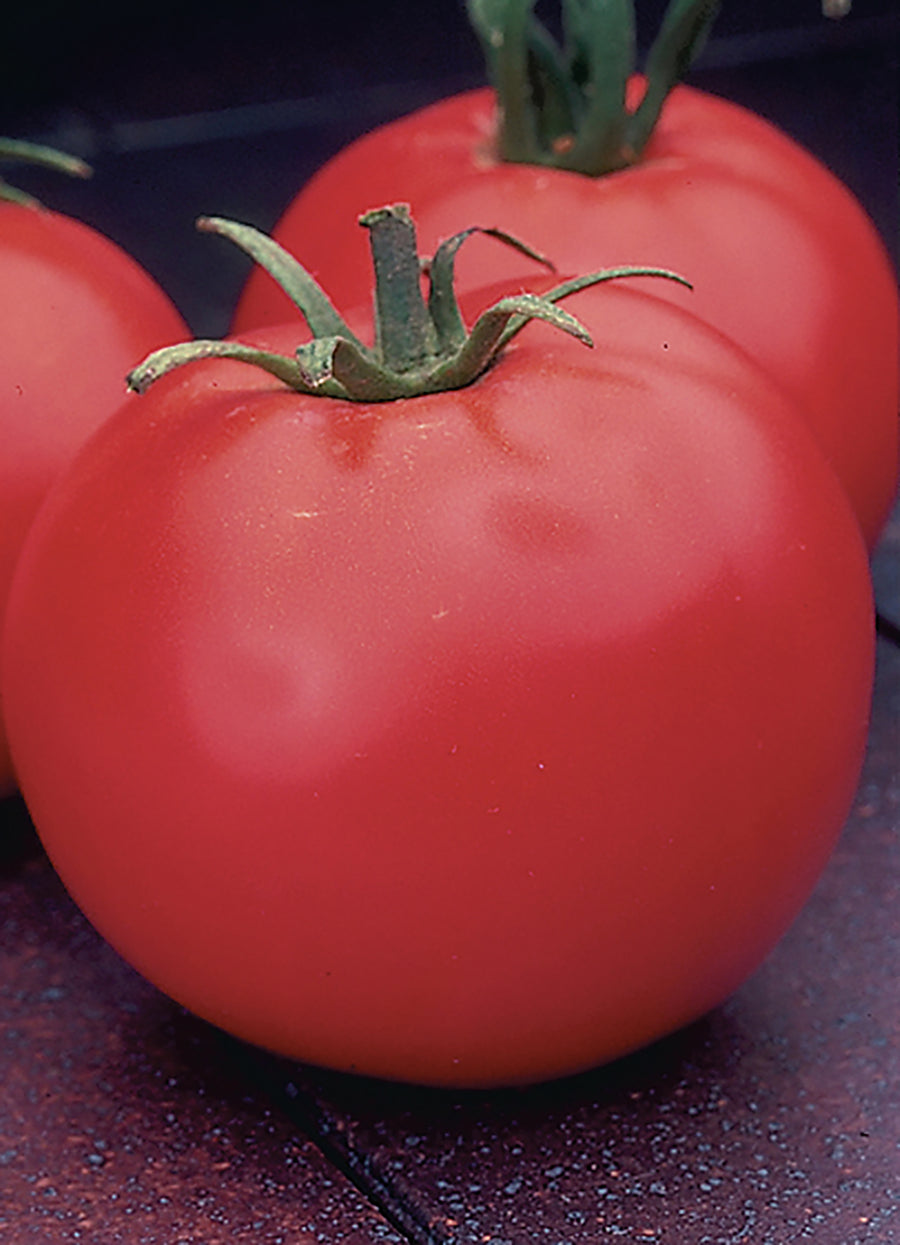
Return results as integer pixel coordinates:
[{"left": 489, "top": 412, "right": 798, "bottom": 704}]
[
  {"left": 234, "top": 84, "right": 899, "bottom": 549},
  {"left": 0, "top": 201, "right": 188, "bottom": 794},
  {"left": 2, "top": 286, "right": 873, "bottom": 1087}
]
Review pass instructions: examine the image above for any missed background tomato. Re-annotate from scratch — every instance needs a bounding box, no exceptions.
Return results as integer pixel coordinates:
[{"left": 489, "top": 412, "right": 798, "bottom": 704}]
[
  {"left": 0, "top": 195, "right": 188, "bottom": 794},
  {"left": 233, "top": 83, "right": 899, "bottom": 549},
  {"left": 1, "top": 281, "right": 874, "bottom": 1087}
]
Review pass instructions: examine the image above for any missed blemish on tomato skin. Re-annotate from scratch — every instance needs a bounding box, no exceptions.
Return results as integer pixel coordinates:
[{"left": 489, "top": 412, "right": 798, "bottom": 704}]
[{"left": 489, "top": 494, "right": 593, "bottom": 557}]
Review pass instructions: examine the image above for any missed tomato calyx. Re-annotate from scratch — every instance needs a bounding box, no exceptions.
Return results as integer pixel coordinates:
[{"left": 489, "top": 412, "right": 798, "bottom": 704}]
[
  {"left": 468, "top": 0, "right": 719, "bottom": 175},
  {"left": 0, "top": 137, "right": 91, "bottom": 208},
  {"left": 128, "top": 205, "right": 689, "bottom": 403}
]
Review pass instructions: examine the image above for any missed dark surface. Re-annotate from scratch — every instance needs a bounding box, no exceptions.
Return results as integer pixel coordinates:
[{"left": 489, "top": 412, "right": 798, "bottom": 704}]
[
  {"left": 1, "top": 3, "right": 899, "bottom": 1242},
  {"left": 0, "top": 826, "right": 404, "bottom": 1244}
]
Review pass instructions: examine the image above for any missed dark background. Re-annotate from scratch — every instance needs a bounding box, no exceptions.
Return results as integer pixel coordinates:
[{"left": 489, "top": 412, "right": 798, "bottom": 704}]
[
  {"left": 2, "top": 1, "right": 898, "bottom": 122},
  {"left": 1, "top": 0, "right": 897, "bottom": 335}
]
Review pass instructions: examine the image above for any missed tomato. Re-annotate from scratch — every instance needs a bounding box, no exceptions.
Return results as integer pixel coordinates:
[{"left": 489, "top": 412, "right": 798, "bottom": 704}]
[
  {"left": 2, "top": 250, "right": 874, "bottom": 1087},
  {"left": 0, "top": 192, "right": 189, "bottom": 795},
  {"left": 233, "top": 83, "right": 899, "bottom": 548}
]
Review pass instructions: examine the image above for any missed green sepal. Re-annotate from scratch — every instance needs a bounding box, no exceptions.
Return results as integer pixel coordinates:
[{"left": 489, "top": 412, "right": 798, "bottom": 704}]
[
  {"left": 296, "top": 336, "right": 399, "bottom": 401},
  {"left": 525, "top": 13, "right": 582, "bottom": 153},
  {"left": 557, "top": 0, "right": 635, "bottom": 172},
  {"left": 127, "top": 338, "right": 316, "bottom": 395},
  {"left": 496, "top": 266, "right": 693, "bottom": 348},
  {"left": 625, "top": 0, "right": 720, "bottom": 156},
  {"left": 455, "top": 292, "right": 592, "bottom": 367},
  {"left": 469, "top": 0, "right": 542, "bottom": 162},
  {"left": 427, "top": 225, "right": 554, "bottom": 356},
  {"left": 297, "top": 295, "right": 592, "bottom": 400},
  {"left": 197, "top": 215, "right": 363, "bottom": 347},
  {"left": 468, "top": 0, "right": 721, "bottom": 175},
  {"left": 0, "top": 137, "right": 91, "bottom": 208}
]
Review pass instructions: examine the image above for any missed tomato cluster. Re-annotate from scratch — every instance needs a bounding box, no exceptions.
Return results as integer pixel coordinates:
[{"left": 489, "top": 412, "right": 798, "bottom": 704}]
[{"left": 0, "top": 2, "right": 896, "bottom": 1088}]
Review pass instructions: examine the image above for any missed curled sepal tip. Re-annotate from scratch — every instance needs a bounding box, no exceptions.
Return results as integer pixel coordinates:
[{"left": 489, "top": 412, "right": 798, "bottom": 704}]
[
  {"left": 127, "top": 339, "right": 312, "bottom": 396},
  {"left": 0, "top": 136, "right": 92, "bottom": 207},
  {"left": 495, "top": 265, "right": 692, "bottom": 349}
]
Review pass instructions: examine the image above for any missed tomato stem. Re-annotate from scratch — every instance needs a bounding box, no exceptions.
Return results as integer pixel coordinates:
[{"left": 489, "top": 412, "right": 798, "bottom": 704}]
[
  {"left": 361, "top": 204, "right": 441, "bottom": 372},
  {"left": 0, "top": 137, "right": 91, "bottom": 207},
  {"left": 128, "top": 208, "right": 689, "bottom": 402},
  {"left": 467, "top": 0, "right": 719, "bottom": 174}
]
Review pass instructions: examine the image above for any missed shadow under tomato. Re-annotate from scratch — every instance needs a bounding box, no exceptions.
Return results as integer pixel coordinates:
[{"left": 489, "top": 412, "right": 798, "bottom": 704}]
[{"left": 0, "top": 792, "right": 43, "bottom": 876}]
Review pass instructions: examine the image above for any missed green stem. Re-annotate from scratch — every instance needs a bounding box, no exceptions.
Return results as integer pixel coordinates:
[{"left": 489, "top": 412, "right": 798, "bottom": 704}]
[
  {"left": 359, "top": 204, "right": 438, "bottom": 371},
  {"left": 467, "top": 0, "right": 720, "bottom": 175},
  {"left": 128, "top": 208, "right": 690, "bottom": 404}
]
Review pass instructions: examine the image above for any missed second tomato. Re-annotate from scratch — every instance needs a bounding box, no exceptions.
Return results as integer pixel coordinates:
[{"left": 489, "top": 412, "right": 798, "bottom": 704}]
[{"left": 234, "top": 83, "right": 899, "bottom": 548}]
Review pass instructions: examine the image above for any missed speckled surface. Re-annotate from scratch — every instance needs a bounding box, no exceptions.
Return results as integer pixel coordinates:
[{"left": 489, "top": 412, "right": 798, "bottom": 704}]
[
  {"left": 0, "top": 822, "right": 405, "bottom": 1244},
  {"left": 1, "top": 5, "right": 898, "bottom": 1242}
]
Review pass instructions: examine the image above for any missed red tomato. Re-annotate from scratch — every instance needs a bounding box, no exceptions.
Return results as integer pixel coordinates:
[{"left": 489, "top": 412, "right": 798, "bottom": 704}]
[
  {"left": 2, "top": 284, "right": 873, "bottom": 1088},
  {"left": 234, "top": 84, "right": 900, "bottom": 548},
  {"left": 0, "top": 199, "right": 188, "bottom": 795}
]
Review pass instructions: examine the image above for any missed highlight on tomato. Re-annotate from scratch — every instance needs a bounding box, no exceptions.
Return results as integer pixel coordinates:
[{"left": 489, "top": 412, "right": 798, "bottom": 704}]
[
  {"left": 0, "top": 138, "right": 189, "bottom": 796},
  {"left": 233, "top": 0, "right": 899, "bottom": 549},
  {"left": 2, "top": 209, "right": 874, "bottom": 1088}
]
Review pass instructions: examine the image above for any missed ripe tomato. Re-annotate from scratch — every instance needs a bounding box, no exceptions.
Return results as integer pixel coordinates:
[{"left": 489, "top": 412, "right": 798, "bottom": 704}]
[
  {"left": 233, "top": 83, "right": 899, "bottom": 548},
  {"left": 0, "top": 194, "right": 188, "bottom": 795},
  {"left": 2, "top": 280, "right": 873, "bottom": 1088}
]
